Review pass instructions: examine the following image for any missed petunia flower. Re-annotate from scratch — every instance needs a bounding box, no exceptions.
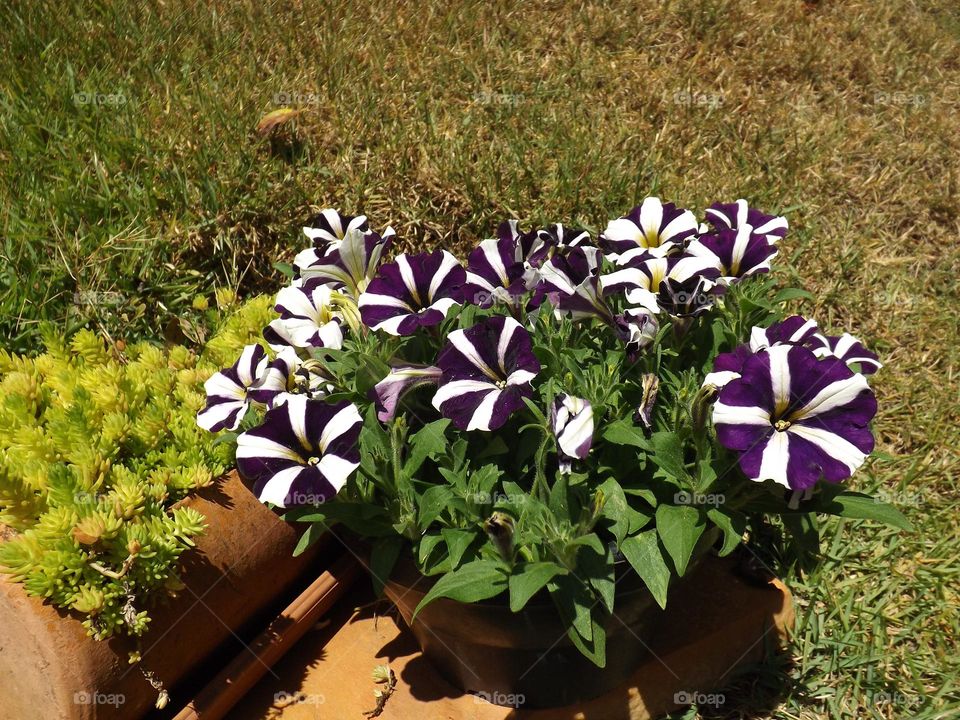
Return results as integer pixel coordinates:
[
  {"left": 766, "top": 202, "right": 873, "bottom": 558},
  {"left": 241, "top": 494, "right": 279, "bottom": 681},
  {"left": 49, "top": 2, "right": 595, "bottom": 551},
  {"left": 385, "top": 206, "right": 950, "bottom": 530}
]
[
  {"left": 432, "top": 316, "right": 541, "bottom": 431},
  {"left": 703, "top": 199, "right": 788, "bottom": 244},
  {"left": 247, "top": 347, "right": 302, "bottom": 408},
  {"left": 613, "top": 308, "right": 659, "bottom": 355},
  {"left": 196, "top": 344, "right": 269, "bottom": 432},
  {"left": 358, "top": 250, "right": 465, "bottom": 335},
  {"left": 371, "top": 365, "right": 443, "bottom": 422},
  {"left": 236, "top": 397, "right": 362, "bottom": 507},
  {"left": 712, "top": 345, "right": 876, "bottom": 491},
  {"left": 263, "top": 279, "right": 345, "bottom": 350},
  {"left": 600, "top": 250, "right": 720, "bottom": 317},
  {"left": 459, "top": 237, "right": 529, "bottom": 308},
  {"left": 534, "top": 246, "right": 614, "bottom": 322},
  {"left": 299, "top": 226, "right": 394, "bottom": 297},
  {"left": 302, "top": 209, "right": 369, "bottom": 249},
  {"left": 685, "top": 226, "right": 778, "bottom": 283},
  {"left": 537, "top": 224, "right": 592, "bottom": 252},
  {"left": 808, "top": 332, "right": 882, "bottom": 375},
  {"left": 600, "top": 197, "right": 698, "bottom": 258},
  {"left": 550, "top": 394, "right": 594, "bottom": 473},
  {"left": 498, "top": 220, "right": 552, "bottom": 269}
]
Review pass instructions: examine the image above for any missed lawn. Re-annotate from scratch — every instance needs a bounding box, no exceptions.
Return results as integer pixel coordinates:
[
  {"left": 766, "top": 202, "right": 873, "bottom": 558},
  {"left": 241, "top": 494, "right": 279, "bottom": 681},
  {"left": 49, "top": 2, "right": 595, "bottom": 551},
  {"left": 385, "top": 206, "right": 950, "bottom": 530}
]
[{"left": 1, "top": 0, "right": 958, "bottom": 717}]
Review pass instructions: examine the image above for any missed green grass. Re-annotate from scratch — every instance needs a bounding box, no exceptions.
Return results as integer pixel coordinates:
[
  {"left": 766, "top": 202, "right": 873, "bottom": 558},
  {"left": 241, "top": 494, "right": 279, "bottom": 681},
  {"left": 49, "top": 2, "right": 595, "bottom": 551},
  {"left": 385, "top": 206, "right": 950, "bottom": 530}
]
[{"left": 1, "top": 0, "right": 958, "bottom": 717}]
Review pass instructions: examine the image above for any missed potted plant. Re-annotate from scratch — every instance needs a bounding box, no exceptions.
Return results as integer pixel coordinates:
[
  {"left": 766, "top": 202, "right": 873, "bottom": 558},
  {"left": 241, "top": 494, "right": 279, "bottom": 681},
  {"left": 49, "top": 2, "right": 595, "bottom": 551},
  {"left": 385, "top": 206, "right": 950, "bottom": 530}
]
[
  {"left": 198, "top": 201, "right": 908, "bottom": 709},
  {"left": 0, "top": 296, "right": 324, "bottom": 719}
]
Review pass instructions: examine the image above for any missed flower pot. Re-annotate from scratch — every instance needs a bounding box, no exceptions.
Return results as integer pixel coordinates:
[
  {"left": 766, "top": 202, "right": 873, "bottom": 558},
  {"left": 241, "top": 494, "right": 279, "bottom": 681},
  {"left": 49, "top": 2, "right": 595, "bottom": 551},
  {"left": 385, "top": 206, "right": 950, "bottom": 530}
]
[
  {"left": 0, "top": 470, "right": 322, "bottom": 720},
  {"left": 383, "top": 532, "right": 718, "bottom": 710}
]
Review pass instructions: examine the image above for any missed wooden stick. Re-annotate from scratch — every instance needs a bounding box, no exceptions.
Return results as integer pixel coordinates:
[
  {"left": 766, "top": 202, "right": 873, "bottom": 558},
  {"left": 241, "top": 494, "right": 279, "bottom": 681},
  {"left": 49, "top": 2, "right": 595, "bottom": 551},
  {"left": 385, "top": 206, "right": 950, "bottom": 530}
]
[{"left": 173, "top": 552, "right": 361, "bottom": 720}]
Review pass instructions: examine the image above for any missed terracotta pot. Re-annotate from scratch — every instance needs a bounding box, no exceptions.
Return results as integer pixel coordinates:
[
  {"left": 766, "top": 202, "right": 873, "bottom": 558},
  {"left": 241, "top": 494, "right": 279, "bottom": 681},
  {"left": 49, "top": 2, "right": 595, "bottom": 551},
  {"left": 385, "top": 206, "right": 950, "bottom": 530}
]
[
  {"left": 384, "top": 532, "right": 719, "bottom": 709},
  {"left": 0, "top": 470, "right": 321, "bottom": 720}
]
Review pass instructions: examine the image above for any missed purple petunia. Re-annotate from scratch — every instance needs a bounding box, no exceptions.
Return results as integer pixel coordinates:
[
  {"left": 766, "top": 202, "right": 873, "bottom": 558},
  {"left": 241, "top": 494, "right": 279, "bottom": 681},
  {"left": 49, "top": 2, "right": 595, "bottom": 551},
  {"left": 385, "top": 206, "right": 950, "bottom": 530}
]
[
  {"left": 703, "top": 199, "right": 788, "bottom": 244},
  {"left": 302, "top": 209, "right": 368, "bottom": 249},
  {"left": 460, "top": 237, "right": 529, "bottom": 308},
  {"left": 432, "top": 316, "right": 541, "bottom": 431},
  {"left": 196, "top": 344, "right": 268, "bottom": 432},
  {"left": 236, "top": 396, "right": 362, "bottom": 507},
  {"left": 551, "top": 394, "right": 594, "bottom": 473},
  {"left": 601, "top": 197, "right": 698, "bottom": 258},
  {"left": 358, "top": 250, "right": 466, "bottom": 335},
  {"left": 263, "top": 279, "right": 344, "bottom": 350},
  {"left": 808, "top": 332, "right": 882, "bottom": 374},
  {"left": 298, "top": 226, "right": 394, "bottom": 297},
  {"left": 371, "top": 365, "right": 443, "bottom": 422},
  {"left": 685, "top": 226, "right": 778, "bottom": 282},
  {"left": 535, "top": 246, "right": 613, "bottom": 322},
  {"left": 601, "top": 250, "right": 720, "bottom": 317},
  {"left": 712, "top": 345, "right": 876, "bottom": 491}
]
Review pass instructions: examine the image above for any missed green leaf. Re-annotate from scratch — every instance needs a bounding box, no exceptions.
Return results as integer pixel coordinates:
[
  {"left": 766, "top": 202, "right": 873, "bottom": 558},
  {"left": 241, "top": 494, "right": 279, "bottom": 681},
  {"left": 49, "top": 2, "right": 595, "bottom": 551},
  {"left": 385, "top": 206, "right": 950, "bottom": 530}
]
[
  {"left": 602, "top": 420, "right": 653, "bottom": 449},
  {"left": 579, "top": 541, "right": 616, "bottom": 614},
  {"left": 620, "top": 530, "right": 671, "bottom": 609},
  {"left": 418, "top": 533, "right": 445, "bottom": 571},
  {"left": 413, "top": 560, "right": 507, "bottom": 618},
  {"left": 549, "top": 574, "right": 606, "bottom": 668},
  {"left": 508, "top": 562, "right": 564, "bottom": 612},
  {"left": 707, "top": 507, "right": 746, "bottom": 557},
  {"left": 813, "top": 490, "right": 913, "bottom": 531},
  {"left": 403, "top": 419, "right": 451, "bottom": 479},
  {"left": 773, "top": 287, "right": 814, "bottom": 304},
  {"left": 649, "top": 431, "right": 687, "bottom": 482},
  {"left": 440, "top": 528, "right": 475, "bottom": 569},
  {"left": 655, "top": 504, "right": 705, "bottom": 576},
  {"left": 369, "top": 537, "right": 403, "bottom": 596},
  {"left": 417, "top": 485, "right": 454, "bottom": 528},
  {"left": 292, "top": 523, "right": 325, "bottom": 557},
  {"left": 596, "top": 478, "right": 650, "bottom": 544}
]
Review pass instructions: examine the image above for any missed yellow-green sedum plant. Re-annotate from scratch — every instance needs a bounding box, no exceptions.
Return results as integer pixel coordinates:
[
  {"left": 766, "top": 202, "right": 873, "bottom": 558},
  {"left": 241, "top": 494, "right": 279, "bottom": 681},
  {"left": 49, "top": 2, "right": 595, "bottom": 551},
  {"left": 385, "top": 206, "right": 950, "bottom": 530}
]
[{"left": 0, "top": 295, "right": 273, "bottom": 641}]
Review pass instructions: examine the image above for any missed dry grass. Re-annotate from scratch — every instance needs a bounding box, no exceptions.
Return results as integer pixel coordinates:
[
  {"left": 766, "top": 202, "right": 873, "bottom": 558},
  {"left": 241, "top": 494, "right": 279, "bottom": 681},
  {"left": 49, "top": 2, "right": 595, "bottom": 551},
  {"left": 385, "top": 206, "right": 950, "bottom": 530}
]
[{"left": 1, "top": 0, "right": 958, "bottom": 716}]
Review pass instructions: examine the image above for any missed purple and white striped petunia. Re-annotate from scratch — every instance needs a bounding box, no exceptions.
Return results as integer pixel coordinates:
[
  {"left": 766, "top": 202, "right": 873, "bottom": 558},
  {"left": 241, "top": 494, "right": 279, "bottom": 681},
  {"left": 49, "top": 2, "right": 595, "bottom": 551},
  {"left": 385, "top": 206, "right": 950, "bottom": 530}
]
[
  {"left": 537, "top": 224, "right": 592, "bottom": 252},
  {"left": 703, "top": 199, "right": 788, "bottom": 244},
  {"left": 263, "top": 279, "right": 344, "bottom": 350},
  {"left": 685, "top": 226, "right": 778, "bottom": 283},
  {"left": 358, "top": 250, "right": 466, "bottom": 335},
  {"left": 750, "top": 315, "right": 820, "bottom": 352},
  {"left": 613, "top": 308, "right": 659, "bottom": 355},
  {"left": 302, "top": 209, "right": 368, "bottom": 249},
  {"left": 601, "top": 197, "right": 698, "bottom": 258},
  {"left": 432, "top": 316, "right": 541, "bottom": 431},
  {"left": 298, "top": 226, "right": 394, "bottom": 297},
  {"left": 601, "top": 250, "right": 720, "bottom": 316},
  {"left": 197, "top": 344, "right": 269, "bottom": 431},
  {"left": 247, "top": 347, "right": 302, "bottom": 408},
  {"left": 498, "top": 220, "right": 552, "bottom": 269},
  {"left": 371, "top": 365, "right": 443, "bottom": 422},
  {"left": 535, "top": 246, "right": 613, "bottom": 322},
  {"left": 712, "top": 345, "right": 876, "bottom": 491},
  {"left": 551, "top": 394, "right": 594, "bottom": 473},
  {"left": 236, "top": 396, "right": 362, "bottom": 507},
  {"left": 460, "top": 237, "right": 528, "bottom": 308},
  {"left": 808, "top": 332, "right": 882, "bottom": 375}
]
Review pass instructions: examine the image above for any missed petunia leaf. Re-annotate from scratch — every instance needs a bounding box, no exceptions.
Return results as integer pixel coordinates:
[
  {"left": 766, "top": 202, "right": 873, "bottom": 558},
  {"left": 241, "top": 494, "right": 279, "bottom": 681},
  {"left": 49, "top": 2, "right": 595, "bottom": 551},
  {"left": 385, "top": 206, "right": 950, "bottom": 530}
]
[
  {"left": 620, "top": 530, "right": 671, "bottom": 609},
  {"left": 403, "top": 419, "right": 451, "bottom": 480},
  {"left": 602, "top": 419, "right": 653, "bottom": 450},
  {"left": 508, "top": 561, "right": 564, "bottom": 612},
  {"left": 413, "top": 560, "right": 508, "bottom": 618},
  {"left": 655, "top": 504, "right": 705, "bottom": 576},
  {"left": 548, "top": 573, "right": 607, "bottom": 668},
  {"left": 369, "top": 536, "right": 404, "bottom": 596},
  {"left": 707, "top": 507, "right": 746, "bottom": 556},
  {"left": 440, "top": 528, "right": 475, "bottom": 570}
]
